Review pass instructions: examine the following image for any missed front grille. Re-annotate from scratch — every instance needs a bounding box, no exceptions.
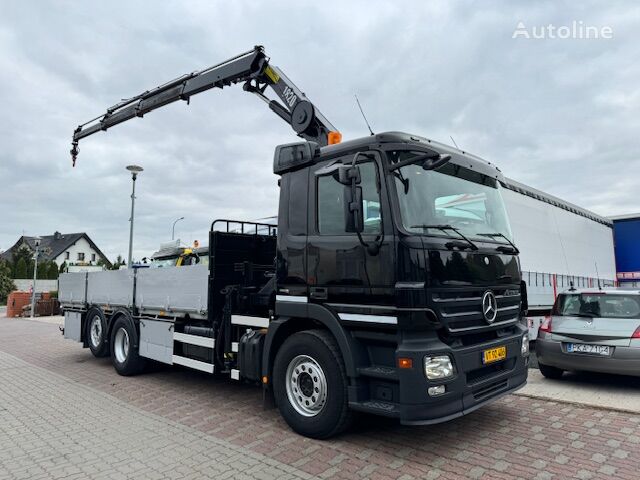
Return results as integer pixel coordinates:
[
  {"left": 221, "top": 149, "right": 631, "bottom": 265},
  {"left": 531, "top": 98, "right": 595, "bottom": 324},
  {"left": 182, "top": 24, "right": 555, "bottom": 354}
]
[
  {"left": 472, "top": 379, "right": 509, "bottom": 401},
  {"left": 432, "top": 287, "right": 520, "bottom": 334}
]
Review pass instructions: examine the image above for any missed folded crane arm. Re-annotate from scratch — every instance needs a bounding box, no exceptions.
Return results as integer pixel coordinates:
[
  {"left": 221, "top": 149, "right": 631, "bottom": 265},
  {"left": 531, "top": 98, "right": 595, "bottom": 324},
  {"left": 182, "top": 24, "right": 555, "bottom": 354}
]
[{"left": 71, "top": 46, "right": 339, "bottom": 166}]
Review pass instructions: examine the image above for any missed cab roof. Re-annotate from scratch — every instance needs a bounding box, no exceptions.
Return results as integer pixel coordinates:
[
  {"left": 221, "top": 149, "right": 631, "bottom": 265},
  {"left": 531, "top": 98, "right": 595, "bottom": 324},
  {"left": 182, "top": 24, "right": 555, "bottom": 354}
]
[{"left": 319, "top": 131, "right": 504, "bottom": 181}]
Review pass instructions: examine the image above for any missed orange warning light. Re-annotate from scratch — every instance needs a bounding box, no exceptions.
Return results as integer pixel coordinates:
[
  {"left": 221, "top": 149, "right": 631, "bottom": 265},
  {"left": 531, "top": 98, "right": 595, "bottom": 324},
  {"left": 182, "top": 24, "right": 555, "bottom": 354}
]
[{"left": 328, "top": 131, "right": 342, "bottom": 145}]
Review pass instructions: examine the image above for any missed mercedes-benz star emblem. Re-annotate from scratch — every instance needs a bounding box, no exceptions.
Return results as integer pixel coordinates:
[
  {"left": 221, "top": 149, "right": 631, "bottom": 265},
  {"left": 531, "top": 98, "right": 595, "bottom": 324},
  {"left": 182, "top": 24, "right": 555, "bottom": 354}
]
[{"left": 482, "top": 290, "right": 498, "bottom": 323}]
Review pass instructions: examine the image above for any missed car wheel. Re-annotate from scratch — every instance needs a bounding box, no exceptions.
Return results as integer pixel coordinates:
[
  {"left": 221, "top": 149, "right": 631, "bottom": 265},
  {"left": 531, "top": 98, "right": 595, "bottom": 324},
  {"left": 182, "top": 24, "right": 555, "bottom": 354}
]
[
  {"left": 110, "top": 316, "right": 146, "bottom": 376},
  {"left": 273, "top": 330, "right": 352, "bottom": 439},
  {"left": 539, "top": 363, "right": 564, "bottom": 379},
  {"left": 86, "top": 308, "right": 109, "bottom": 357}
]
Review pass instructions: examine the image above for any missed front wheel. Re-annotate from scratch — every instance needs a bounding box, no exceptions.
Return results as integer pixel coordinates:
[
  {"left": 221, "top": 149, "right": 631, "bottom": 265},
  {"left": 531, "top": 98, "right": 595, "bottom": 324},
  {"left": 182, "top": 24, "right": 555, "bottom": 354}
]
[
  {"left": 273, "top": 330, "right": 352, "bottom": 439},
  {"left": 110, "top": 316, "right": 146, "bottom": 376}
]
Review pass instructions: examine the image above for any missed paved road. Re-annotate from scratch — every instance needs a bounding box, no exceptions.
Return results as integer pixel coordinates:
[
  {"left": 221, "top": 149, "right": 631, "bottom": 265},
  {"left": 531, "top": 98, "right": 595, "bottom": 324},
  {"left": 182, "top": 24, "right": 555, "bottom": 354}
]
[{"left": 1, "top": 318, "right": 640, "bottom": 479}]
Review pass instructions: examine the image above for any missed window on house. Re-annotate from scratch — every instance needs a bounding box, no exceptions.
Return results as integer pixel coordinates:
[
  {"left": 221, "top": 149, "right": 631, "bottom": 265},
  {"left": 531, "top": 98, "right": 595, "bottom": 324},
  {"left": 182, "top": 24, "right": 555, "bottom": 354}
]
[
  {"left": 77, "top": 252, "right": 85, "bottom": 261},
  {"left": 91, "top": 253, "right": 96, "bottom": 262},
  {"left": 65, "top": 251, "right": 70, "bottom": 260}
]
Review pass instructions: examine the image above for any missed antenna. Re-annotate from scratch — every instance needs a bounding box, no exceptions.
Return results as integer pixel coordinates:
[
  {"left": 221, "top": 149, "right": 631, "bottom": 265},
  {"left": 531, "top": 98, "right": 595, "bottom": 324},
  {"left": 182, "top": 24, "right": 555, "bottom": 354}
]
[
  {"left": 354, "top": 94, "right": 374, "bottom": 136},
  {"left": 450, "top": 136, "right": 460, "bottom": 150},
  {"left": 595, "top": 262, "right": 601, "bottom": 290}
]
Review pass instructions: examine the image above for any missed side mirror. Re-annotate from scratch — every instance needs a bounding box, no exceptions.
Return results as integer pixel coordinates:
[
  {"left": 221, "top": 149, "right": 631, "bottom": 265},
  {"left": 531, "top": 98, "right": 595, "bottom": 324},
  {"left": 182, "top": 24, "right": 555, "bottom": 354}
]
[
  {"left": 338, "top": 165, "right": 361, "bottom": 185},
  {"left": 520, "top": 280, "right": 528, "bottom": 315},
  {"left": 344, "top": 185, "right": 364, "bottom": 233},
  {"left": 315, "top": 163, "right": 361, "bottom": 186}
]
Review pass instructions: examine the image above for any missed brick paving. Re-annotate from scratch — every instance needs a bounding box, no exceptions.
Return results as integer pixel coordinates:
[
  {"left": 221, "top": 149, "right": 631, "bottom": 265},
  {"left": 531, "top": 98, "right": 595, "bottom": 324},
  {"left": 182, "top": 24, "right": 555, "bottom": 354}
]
[{"left": 1, "top": 317, "right": 640, "bottom": 479}]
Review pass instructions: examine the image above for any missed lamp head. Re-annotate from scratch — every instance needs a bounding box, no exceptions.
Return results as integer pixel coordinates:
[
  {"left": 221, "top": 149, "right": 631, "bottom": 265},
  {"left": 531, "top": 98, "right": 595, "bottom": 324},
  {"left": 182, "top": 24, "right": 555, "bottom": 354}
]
[{"left": 126, "top": 165, "right": 144, "bottom": 178}]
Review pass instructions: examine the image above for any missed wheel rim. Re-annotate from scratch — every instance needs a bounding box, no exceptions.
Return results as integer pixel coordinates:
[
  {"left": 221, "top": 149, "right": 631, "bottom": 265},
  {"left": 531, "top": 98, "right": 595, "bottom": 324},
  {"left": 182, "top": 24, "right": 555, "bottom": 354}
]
[
  {"left": 114, "top": 327, "right": 130, "bottom": 364},
  {"left": 285, "top": 354, "right": 328, "bottom": 417},
  {"left": 89, "top": 315, "right": 102, "bottom": 348}
]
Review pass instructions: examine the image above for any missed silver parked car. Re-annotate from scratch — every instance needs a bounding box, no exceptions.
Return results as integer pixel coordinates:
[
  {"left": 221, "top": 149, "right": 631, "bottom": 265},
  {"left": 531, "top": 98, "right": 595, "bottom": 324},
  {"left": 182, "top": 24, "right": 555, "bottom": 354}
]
[{"left": 536, "top": 288, "right": 640, "bottom": 379}]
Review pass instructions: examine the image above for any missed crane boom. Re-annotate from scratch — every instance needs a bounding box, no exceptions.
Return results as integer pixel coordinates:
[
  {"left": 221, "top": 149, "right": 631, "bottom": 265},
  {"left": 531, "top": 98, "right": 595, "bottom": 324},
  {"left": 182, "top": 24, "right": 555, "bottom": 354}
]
[{"left": 70, "top": 46, "right": 340, "bottom": 166}]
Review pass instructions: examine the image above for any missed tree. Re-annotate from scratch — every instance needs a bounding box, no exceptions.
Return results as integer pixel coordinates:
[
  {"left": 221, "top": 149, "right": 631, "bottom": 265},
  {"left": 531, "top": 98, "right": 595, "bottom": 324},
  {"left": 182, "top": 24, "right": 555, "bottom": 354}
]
[
  {"left": 59, "top": 261, "right": 68, "bottom": 274},
  {"left": 15, "top": 257, "right": 28, "bottom": 279},
  {"left": 36, "top": 260, "right": 50, "bottom": 280},
  {"left": 110, "top": 255, "right": 125, "bottom": 270},
  {"left": 12, "top": 244, "right": 33, "bottom": 278},
  {"left": 0, "top": 260, "right": 15, "bottom": 304},
  {"left": 48, "top": 262, "right": 59, "bottom": 279}
]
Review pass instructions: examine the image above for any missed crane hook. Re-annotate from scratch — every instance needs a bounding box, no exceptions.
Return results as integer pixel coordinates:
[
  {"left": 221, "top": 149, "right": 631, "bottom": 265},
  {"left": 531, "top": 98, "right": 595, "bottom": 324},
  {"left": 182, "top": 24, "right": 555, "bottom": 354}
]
[{"left": 70, "top": 127, "right": 81, "bottom": 167}]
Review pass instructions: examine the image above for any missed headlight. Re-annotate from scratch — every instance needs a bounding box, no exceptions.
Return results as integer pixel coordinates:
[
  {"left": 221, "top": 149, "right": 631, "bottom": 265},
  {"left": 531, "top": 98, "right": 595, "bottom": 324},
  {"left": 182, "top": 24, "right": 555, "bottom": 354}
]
[
  {"left": 424, "top": 355, "right": 454, "bottom": 380},
  {"left": 521, "top": 333, "right": 530, "bottom": 356}
]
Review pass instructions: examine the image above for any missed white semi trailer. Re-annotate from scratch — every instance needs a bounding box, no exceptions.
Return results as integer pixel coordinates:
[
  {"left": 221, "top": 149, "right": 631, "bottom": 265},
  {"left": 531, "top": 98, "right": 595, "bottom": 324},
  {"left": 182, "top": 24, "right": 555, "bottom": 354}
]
[{"left": 501, "top": 179, "right": 616, "bottom": 339}]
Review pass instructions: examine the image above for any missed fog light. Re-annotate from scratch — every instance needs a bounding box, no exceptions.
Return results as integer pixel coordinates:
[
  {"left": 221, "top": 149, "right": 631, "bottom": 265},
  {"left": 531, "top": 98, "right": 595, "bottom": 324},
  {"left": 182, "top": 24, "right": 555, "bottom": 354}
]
[
  {"left": 424, "top": 355, "right": 454, "bottom": 380},
  {"left": 521, "top": 333, "right": 530, "bottom": 356},
  {"left": 428, "top": 385, "right": 446, "bottom": 396}
]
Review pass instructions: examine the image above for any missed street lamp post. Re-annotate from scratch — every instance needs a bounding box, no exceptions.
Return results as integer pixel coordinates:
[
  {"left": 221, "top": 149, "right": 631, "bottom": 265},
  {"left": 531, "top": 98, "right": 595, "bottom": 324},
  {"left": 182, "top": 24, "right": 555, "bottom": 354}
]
[
  {"left": 30, "top": 236, "right": 41, "bottom": 318},
  {"left": 126, "top": 165, "right": 144, "bottom": 268},
  {"left": 172, "top": 217, "right": 185, "bottom": 240}
]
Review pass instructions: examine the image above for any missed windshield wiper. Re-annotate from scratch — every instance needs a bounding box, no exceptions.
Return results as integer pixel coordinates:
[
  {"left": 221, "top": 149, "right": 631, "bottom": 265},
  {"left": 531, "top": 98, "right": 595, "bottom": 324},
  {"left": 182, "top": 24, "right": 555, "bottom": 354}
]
[
  {"left": 477, "top": 232, "right": 520, "bottom": 254},
  {"left": 410, "top": 224, "right": 479, "bottom": 251}
]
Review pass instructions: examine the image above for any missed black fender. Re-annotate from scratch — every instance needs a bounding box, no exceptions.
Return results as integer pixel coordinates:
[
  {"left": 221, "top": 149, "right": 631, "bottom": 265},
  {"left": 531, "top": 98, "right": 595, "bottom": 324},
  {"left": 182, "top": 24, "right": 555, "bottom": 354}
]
[{"left": 262, "top": 302, "right": 368, "bottom": 381}]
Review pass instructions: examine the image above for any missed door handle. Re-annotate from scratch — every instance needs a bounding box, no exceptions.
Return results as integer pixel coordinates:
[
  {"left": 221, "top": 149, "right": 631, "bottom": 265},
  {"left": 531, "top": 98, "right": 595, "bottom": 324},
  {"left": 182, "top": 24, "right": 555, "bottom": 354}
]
[{"left": 310, "top": 287, "right": 328, "bottom": 300}]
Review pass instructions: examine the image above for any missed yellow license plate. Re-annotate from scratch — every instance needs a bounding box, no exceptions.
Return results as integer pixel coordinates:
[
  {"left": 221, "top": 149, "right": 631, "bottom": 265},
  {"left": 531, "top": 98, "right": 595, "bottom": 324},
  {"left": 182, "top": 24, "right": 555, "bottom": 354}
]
[{"left": 483, "top": 346, "right": 506, "bottom": 364}]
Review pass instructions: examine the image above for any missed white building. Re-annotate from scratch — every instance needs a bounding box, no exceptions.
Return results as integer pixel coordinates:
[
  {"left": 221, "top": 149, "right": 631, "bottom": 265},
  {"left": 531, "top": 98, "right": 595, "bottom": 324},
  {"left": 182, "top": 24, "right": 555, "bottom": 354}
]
[{"left": 0, "top": 232, "right": 111, "bottom": 270}]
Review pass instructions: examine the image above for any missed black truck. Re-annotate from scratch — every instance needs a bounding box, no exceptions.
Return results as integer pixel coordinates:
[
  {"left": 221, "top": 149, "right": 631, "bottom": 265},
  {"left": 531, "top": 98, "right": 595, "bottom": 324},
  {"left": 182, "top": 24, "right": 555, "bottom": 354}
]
[{"left": 60, "top": 46, "right": 529, "bottom": 439}]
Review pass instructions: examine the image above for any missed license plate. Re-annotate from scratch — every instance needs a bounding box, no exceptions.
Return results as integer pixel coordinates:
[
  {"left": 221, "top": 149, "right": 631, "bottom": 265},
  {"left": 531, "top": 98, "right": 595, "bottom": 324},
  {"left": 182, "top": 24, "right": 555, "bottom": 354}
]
[
  {"left": 483, "top": 346, "right": 506, "bottom": 364},
  {"left": 566, "top": 343, "right": 611, "bottom": 356}
]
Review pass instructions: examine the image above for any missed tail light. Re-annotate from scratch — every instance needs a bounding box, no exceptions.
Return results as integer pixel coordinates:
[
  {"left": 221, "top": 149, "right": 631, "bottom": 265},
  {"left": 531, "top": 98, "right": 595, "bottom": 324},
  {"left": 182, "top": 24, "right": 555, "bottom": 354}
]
[
  {"left": 539, "top": 315, "right": 552, "bottom": 333},
  {"left": 632, "top": 326, "right": 640, "bottom": 339}
]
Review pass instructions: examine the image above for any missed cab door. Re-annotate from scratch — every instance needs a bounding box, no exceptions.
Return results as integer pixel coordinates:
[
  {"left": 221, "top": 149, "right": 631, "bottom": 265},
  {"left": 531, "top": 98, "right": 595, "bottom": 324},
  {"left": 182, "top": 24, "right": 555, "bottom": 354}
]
[{"left": 307, "top": 152, "right": 395, "bottom": 306}]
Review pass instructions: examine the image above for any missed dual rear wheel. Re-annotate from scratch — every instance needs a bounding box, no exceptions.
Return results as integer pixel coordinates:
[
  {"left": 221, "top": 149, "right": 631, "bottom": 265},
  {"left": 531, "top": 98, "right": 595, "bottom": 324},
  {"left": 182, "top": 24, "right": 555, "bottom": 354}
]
[{"left": 84, "top": 309, "right": 145, "bottom": 375}]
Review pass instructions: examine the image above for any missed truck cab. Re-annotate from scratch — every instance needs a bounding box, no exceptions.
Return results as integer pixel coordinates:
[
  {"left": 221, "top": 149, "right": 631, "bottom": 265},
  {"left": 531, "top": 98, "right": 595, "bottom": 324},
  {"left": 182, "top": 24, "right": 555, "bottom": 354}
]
[{"left": 271, "top": 131, "right": 528, "bottom": 430}]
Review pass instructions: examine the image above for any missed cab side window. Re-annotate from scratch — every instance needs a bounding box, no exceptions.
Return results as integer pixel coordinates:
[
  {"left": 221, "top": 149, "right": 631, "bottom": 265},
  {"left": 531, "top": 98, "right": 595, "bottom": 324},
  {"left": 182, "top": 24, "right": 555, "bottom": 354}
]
[{"left": 317, "top": 161, "right": 381, "bottom": 235}]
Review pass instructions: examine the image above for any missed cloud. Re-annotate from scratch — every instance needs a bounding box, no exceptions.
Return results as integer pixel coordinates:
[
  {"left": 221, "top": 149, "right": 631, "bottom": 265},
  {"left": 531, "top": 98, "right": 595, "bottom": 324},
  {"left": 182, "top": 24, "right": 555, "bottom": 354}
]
[{"left": 0, "top": 0, "right": 638, "bottom": 260}]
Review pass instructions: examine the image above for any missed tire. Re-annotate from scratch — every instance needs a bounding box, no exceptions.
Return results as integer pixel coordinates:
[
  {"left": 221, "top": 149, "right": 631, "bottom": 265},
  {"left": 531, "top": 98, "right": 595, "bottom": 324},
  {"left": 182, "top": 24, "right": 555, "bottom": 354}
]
[
  {"left": 86, "top": 308, "right": 109, "bottom": 357},
  {"left": 273, "top": 330, "right": 352, "bottom": 439},
  {"left": 109, "top": 315, "right": 146, "bottom": 376},
  {"left": 539, "top": 363, "right": 564, "bottom": 379}
]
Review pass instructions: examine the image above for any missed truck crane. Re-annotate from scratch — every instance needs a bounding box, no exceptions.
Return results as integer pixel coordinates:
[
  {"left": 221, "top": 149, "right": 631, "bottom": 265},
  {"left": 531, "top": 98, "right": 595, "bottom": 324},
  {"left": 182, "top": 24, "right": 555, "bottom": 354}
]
[
  {"left": 70, "top": 45, "right": 340, "bottom": 166},
  {"left": 60, "top": 46, "right": 529, "bottom": 439}
]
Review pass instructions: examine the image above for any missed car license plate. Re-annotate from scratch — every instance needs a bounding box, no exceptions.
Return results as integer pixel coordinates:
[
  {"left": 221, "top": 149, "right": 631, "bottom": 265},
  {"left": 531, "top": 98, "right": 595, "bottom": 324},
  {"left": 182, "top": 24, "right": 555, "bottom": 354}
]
[
  {"left": 566, "top": 343, "right": 611, "bottom": 356},
  {"left": 483, "top": 346, "right": 506, "bottom": 364}
]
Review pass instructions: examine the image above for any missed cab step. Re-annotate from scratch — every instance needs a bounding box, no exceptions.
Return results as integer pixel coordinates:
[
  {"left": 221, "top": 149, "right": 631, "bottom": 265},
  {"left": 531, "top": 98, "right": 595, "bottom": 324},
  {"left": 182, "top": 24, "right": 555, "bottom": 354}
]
[
  {"left": 349, "top": 400, "right": 400, "bottom": 417},
  {"left": 357, "top": 365, "right": 399, "bottom": 381}
]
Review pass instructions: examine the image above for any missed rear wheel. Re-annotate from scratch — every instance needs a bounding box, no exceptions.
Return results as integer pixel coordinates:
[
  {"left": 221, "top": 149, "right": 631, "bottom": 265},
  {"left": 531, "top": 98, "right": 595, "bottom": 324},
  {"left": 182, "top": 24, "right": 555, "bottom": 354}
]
[
  {"left": 110, "top": 316, "right": 146, "bottom": 376},
  {"left": 86, "top": 309, "right": 109, "bottom": 357},
  {"left": 273, "top": 330, "right": 352, "bottom": 439},
  {"left": 539, "top": 363, "right": 564, "bottom": 379}
]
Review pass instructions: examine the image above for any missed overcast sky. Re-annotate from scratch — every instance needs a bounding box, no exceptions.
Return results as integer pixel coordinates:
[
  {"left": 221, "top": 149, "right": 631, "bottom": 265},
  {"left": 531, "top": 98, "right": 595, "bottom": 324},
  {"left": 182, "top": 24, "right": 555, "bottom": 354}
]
[{"left": 1, "top": 1, "right": 638, "bottom": 262}]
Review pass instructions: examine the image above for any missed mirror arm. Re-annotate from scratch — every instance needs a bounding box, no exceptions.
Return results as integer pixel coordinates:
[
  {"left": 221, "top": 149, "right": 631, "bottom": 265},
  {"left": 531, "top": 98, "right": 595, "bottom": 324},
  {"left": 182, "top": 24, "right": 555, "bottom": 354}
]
[{"left": 350, "top": 151, "right": 383, "bottom": 256}]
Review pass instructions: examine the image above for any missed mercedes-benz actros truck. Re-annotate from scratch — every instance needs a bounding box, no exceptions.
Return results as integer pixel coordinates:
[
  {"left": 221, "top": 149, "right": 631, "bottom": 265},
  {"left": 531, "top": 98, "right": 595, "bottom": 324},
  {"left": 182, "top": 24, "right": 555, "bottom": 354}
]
[{"left": 60, "top": 46, "right": 529, "bottom": 439}]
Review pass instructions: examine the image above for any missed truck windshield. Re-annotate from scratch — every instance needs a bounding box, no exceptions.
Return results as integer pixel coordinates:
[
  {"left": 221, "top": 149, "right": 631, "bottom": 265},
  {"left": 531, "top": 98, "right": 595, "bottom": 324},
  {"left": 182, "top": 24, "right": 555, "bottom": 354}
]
[
  {"left": 554, "top": 293, "right": 640, "bottom": 319},
  {"left": 391, "top": 153, "right": 512, "bottom": 242}
]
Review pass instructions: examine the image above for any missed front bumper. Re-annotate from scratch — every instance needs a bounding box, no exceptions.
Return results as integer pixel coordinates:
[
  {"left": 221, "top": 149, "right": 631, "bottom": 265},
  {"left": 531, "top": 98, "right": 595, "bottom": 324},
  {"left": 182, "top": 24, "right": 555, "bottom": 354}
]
[
  {"left": 537, "top": 337, "right": 640, "bottom": 377},
  {"left": 395, "top": 324, "right": 529, "bottom": 425}
]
